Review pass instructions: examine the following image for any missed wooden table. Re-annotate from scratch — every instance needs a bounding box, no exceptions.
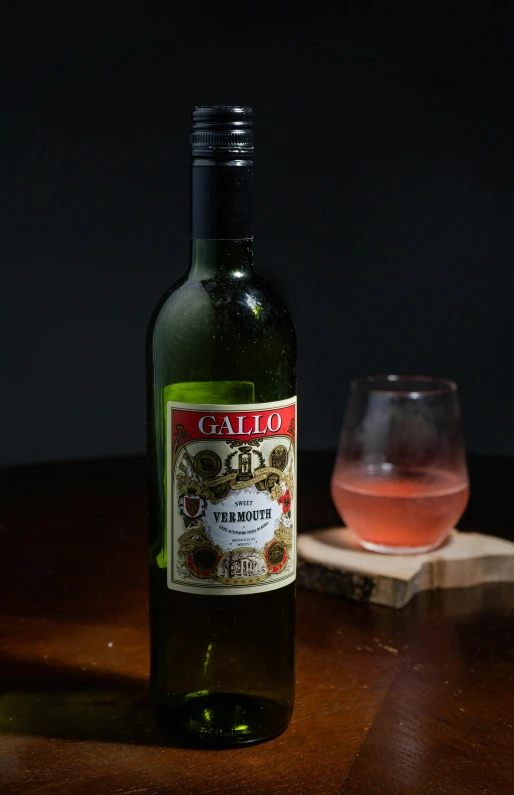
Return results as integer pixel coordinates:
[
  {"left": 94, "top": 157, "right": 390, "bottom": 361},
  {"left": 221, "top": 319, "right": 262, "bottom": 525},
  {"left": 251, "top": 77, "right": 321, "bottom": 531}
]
[{"left": 0, "top": 452, "right": 513, "bottom": 794}]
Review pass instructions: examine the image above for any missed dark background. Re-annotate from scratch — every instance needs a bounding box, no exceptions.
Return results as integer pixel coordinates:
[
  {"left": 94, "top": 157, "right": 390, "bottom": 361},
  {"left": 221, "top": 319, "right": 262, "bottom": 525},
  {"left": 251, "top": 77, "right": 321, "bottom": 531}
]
[{"left": 2, "top": 6, "right": 514, "bottom": 466}]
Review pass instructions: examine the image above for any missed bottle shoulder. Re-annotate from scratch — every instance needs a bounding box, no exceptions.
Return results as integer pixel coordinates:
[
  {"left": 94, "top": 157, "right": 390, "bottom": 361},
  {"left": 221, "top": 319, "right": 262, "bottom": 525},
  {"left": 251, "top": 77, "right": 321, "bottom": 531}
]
[
  {"left": 148, "top": 271, "right": 296, "bottom": 347},
  {"left": 146, "top": 273, "right": 187, "bottom": 339}
]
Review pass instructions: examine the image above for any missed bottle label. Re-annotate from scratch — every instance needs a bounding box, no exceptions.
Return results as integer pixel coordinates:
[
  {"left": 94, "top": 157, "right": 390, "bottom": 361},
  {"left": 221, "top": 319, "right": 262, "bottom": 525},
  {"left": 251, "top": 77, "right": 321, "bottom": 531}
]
[{"left": 166, "top": 397, "right": 297, "bottom": 595}]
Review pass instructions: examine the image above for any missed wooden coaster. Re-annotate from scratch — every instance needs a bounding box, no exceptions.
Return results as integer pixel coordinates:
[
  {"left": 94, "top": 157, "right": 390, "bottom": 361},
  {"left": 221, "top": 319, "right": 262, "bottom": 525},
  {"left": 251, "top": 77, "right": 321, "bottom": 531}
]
[{"left": 297, "top": 528, "right": 514, "bottom": 608}]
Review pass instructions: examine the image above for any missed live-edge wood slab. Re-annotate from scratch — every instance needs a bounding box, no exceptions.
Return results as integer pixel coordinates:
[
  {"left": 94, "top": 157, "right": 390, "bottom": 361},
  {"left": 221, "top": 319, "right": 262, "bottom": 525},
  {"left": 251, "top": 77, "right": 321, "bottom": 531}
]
[{"left": 298, "top": 528, "right": 514, "bottom": 608}]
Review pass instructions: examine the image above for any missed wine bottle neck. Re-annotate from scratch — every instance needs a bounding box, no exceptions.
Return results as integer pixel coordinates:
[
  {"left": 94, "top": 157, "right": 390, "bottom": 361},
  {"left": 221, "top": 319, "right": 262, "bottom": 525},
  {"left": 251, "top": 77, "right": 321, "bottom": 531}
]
[
  {"left": 188, "top": 239, "right": 254, "bottom": 281},
  {"left": 190, "top": 157, "right": 253, "bottom": 240},
  {"left": 188, "top": 155, "right": 254, "bottom": 280}
]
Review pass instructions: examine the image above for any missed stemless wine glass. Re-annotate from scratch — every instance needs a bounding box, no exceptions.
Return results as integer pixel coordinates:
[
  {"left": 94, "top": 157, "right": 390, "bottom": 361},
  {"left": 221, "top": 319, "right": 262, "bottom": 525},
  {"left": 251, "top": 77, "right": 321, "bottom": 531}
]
[{"left": 331, "top": 375, "right": 470, "bottom": 554}]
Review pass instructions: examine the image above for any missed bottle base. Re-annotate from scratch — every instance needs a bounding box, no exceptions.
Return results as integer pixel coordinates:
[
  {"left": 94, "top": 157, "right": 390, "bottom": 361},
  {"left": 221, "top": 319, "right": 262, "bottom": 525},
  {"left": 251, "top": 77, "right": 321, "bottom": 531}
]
[{"left": 152, "top": 691, "right": 292, "bottom": 748}]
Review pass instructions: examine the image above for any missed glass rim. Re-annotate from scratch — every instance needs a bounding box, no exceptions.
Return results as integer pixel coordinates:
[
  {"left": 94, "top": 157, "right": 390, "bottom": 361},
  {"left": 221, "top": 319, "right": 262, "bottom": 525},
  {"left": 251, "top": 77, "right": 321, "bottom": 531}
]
[{"left": 350, "top": 374, "right": 458, "bottom": 397}]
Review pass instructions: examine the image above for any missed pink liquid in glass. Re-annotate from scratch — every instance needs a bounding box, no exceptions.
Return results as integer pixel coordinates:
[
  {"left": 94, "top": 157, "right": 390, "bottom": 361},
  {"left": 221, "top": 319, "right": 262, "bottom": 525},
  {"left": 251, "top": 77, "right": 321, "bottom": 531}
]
[{"left": 331, "top": 465, "right": 469, "bottom": 552}]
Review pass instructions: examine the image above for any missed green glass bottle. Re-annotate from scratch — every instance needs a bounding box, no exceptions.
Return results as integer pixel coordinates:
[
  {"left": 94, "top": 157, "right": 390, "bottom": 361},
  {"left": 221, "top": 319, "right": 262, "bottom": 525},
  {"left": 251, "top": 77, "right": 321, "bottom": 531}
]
[{"left": 146, "top": 106, "right": 297, "bottom": 747}]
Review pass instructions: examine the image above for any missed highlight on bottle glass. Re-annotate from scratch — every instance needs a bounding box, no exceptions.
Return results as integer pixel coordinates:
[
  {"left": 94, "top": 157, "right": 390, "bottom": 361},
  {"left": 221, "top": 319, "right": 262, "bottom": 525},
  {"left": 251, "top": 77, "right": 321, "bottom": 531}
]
[{"left": 331, "top": 375, "right": 470, "bottom": 554}]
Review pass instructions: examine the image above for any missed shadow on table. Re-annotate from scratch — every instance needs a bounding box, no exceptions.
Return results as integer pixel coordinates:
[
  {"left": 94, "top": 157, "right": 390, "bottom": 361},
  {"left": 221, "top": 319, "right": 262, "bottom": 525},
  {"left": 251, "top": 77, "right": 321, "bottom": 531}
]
[{"left": 0, "top": 655, "right": 174, "bottom": 747}]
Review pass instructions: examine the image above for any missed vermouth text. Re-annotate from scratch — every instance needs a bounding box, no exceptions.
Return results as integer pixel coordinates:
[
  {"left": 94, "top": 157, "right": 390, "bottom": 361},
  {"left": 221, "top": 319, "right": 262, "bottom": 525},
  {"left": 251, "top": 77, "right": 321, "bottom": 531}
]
[{"left": 213, "top": 509, "right": 273, "bottom": 523}]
